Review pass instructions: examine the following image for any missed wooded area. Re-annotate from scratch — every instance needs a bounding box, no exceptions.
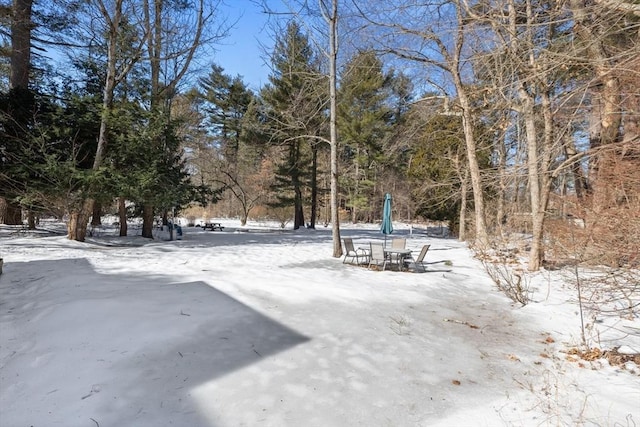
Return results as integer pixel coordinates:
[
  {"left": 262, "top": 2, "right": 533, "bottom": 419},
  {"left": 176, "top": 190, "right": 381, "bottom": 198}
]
[{"left": 1, "top": 0, "right": 638, "bottom": 271}]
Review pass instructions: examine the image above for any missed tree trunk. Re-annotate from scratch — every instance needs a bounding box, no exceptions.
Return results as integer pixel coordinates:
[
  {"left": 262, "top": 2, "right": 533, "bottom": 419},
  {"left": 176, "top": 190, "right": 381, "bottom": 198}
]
[
  {"left": 351, "top": 148, "right": 359, "bottom": 223},
  {"left": 320, "top": 0, "right": 342, "bottom": 257},
  {"left": 91, "top": 202, "right": 102, "bottom": 226},
  {"left": 118, "top": 196, "right": 128, "bottom": 237},
  {"left": 3, "top": 0, "right": 33, "bottom": 226},
  {"left": 564, "top": 137, "right": 589, "bottom": 199},
  {"left": 0, "top": 199, "right": 22, "bottom": 225},
  {"left": 291, "top": 140, "right": 305, "bottom": 230},
  {"left": 452, "top": 5, "right": 489, "bottom": 248},
  {"left": 10, "top": 0, "right": 32, "bottom": 90},
  {"left": 27, "top": 210, "right": 35, "bottom": 229},
  {"left": 522, "top": 99, "right": 544, "bottom": 270},
  {"left": 458, "top": 96, "right": 489, "bottom": 247},
  {"left": 309, "top": 143, "right": 318, "bottom": 229},
  {"left": 458, "top": 168, "right": 469, "bottom": 241},
  {"left": 496, "top": 120, "right": 509, "bottom": 237},
  {"left": 93, "top": 0, "right": 120, "bottom": 173},
  {"left": 142, "top": 204, "right": 154, "bottom": 238},
  {"left": 569, "top": 0, "right": 623, "bottom": 204},
  {"left": 67, "top": 200, "right": 92, "bottom": 242},
  {"left": 294, "top": 184, "right": 305, "bottom": 230}
]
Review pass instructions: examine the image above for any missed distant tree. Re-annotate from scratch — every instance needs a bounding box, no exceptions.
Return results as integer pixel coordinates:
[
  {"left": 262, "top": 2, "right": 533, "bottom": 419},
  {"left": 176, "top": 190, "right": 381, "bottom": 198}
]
[
  {"left": 261, "top": 21, "right": 326, "bottom": 229},
  {"left": 234, "top": 97, "right": 275, "bottom": 225},
  {"left": 198, "top": 64, "right": 261, "bottom": 220},
  {"left": 337, "top": 50, "right": 392, "bottom": 223},
  {"left": 406, "top": 113, "right": 465, "bottom": 232},
  {"left": 199, "top": 64, "right": 254, "bottom": 168}
]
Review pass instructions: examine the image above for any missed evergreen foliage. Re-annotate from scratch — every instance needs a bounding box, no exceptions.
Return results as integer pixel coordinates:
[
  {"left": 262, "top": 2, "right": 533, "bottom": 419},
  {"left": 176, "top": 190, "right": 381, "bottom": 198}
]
[
  {"left": 0, "top": 86, "right": 102, "bottom": 215},
  {"left": 337, "top": 50, "right": 397, "bottom": 222},
  {"left": 199, "top": 64, "right": 254, "bottom": 166},
  {"left": 407, "top": 114, "right": 466, "bottom": 226},
  {"left": 261, "top": 21, "right": 327, "bottom": 229}
]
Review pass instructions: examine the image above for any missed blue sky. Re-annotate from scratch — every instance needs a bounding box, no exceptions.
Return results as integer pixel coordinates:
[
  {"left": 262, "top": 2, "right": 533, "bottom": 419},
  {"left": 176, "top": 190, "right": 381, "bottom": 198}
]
[{"left": 215, "top": 1, "right": 275, "bottom": 91}]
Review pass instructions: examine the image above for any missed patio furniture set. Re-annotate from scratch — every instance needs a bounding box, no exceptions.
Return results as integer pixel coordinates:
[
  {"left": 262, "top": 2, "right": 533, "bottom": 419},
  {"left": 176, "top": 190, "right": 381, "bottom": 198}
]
[{"left": 342, "top": 237, "right": 430, "bottom": 272}]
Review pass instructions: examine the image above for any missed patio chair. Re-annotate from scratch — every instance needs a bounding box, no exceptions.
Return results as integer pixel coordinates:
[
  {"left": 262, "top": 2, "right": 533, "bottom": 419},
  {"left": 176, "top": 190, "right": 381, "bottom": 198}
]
[
  {"left": 342, "top": 238, "right": 369, "bottom": 265},
  {"left": 391, "top": 238, "right": 406, "bottom": 249},
  {"left": 404, "top": 244, "right": 430, "bottom": 272},
  {"left": 388, "top": 238, "right": 407, "bottom": 263},
  {"left": 368, "top": 242, "right": 388, "bottom": 271}
]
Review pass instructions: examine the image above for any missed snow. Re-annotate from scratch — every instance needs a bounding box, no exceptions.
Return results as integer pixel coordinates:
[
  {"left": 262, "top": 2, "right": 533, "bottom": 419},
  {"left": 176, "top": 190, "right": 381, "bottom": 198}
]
[{"left": 1, "top": 219, "right": 638, "bottom": 427}]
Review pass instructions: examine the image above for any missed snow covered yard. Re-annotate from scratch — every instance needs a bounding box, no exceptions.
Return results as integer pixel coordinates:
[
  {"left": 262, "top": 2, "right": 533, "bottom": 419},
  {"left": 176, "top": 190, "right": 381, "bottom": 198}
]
[{"left": 0, "top": 220, "right": 638, "bottom": 426}]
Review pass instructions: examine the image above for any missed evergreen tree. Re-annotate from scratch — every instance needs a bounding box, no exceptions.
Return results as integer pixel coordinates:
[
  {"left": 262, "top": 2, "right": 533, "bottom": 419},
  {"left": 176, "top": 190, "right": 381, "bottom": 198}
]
[
  {"left": 406, "top": 113, "right": 466, "bottom": 230},
  {"left": 199, "top": 64, "right": 254, "bottom": 168},
  {"left": 261, "top": 21, "right": 326, "bottom": 229},
  {"left": 197, "top": 64, "right": 267, "bottom": 222},
  {"left": 337, "top": 50, "right": 393, "bottom": 222}
]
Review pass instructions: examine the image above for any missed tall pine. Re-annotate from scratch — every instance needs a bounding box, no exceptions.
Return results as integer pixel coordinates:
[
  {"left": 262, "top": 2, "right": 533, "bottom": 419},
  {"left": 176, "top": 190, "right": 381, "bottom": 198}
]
[
  {"left": 262, "top": 21, "right": 326, "bottom": 229},
  {"left": 337, "top": 50, "right": 392, "bottom": 222}
]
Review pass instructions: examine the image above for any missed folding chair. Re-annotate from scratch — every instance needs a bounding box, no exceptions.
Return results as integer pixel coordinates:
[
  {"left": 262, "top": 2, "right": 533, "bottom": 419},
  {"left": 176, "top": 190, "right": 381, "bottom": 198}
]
[
  {"left": 368, "top": 242, "right": 388, "bottom": 270},
  {"left": 342, "top": 238, "right": 369, "bottom": 264},
  {"left": 404, "top": 244, "right": 430, "bottom": 272}
]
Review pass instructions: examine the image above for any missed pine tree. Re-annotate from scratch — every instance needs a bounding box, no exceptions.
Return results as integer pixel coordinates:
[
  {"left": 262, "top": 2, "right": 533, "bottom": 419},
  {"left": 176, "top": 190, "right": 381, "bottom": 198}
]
[
  {"left": 199, "top": 64, "right": 254, "bottom": 168},
  {"left": 337, "top": 50, "right": 393, "bottom": 223},
  {"left": 261, "top": 21, "right": 326, "bottom": 229}
]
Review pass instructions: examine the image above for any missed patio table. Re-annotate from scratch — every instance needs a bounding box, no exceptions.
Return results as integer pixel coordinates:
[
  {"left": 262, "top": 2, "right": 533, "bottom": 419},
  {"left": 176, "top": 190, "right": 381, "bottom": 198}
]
[{"left": 384, "top": 248, "right": 412, "bottom": 271}]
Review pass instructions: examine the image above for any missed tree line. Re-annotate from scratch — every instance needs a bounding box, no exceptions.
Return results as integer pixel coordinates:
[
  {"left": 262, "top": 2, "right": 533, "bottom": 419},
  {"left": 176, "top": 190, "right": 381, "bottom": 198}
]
[{"left": 1, "top": 0, "right": 638, "bottom": 270}]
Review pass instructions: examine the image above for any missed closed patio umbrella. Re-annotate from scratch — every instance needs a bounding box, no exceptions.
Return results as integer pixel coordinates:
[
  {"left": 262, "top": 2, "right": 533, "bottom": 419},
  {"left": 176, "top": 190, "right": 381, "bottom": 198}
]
[{"left": 380, "top": 193, "right": 393, "bottom": 245}]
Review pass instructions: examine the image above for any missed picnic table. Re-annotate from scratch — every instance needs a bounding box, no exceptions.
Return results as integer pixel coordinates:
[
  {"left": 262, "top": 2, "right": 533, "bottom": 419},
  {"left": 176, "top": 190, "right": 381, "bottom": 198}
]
[{"left": 202, "top": 222, "right": 224, "bottom": 231}]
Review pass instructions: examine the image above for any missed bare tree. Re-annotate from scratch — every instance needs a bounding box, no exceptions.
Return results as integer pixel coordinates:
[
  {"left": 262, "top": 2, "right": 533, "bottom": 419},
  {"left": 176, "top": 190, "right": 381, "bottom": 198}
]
[
  {"left": 319, "top": 0, "right": 342, "bottom": 257},
  {"left": 500, "top": 0, "right": 560, "bottom": 270},
  {"left": 354, "top": 0, "right": 490, "bottom": 247}
]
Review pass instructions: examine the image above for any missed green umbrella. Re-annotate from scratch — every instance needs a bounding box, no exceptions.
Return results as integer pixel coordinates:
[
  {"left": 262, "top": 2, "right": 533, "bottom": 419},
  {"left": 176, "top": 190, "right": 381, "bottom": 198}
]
[{"left": 380, "top": 193, "right": 393, "bottom": 245}]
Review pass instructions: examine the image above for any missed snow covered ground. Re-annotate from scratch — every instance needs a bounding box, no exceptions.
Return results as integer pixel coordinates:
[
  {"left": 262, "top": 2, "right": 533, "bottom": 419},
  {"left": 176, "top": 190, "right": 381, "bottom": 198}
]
[{"left": 1, "top": 219, "right": 638, "bottom": 427}]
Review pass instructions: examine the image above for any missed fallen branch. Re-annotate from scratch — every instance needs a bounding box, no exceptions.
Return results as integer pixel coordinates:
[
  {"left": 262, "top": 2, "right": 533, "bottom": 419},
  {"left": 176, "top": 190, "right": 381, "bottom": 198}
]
[{"left": 443, "top": 318, "right": 479, "bottom": 329}]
